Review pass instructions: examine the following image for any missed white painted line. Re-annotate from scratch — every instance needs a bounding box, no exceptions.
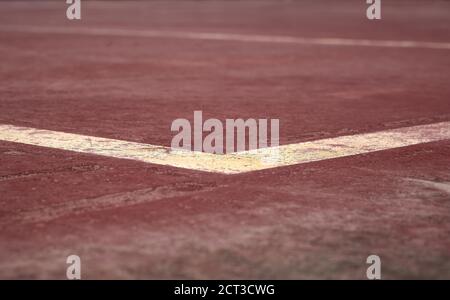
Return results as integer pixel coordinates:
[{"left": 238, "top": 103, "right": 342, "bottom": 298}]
[
  {"left": 0, "top": 124, "right": 261, "bottom": 174},
  {"left": 2, "top": 25, "right": 450, "bottom": 50},
  {"left": 230, "top": 121, "right": 450, "bottom": 171},
  {"left": 1, "top": 122, "right": 450, "bottom": 174}
]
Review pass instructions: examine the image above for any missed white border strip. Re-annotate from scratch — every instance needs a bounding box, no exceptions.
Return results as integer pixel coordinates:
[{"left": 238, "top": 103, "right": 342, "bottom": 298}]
[{"left": 1, "top": 122, "right": 449, "bottom": 174}]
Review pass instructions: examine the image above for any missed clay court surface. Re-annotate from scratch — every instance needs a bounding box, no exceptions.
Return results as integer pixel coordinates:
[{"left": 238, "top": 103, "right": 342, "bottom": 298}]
[{"left": 0, "top": 0, "right": 450, "bottom": 279}]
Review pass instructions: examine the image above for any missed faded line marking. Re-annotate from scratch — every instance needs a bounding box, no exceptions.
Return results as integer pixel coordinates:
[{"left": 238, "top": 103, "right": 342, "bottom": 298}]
[
  {"left": 1, "top": 25, "right": 450, "bottom": 50},
  {"left": 405, "top": 178, "right": 450, "bottom": 195},
  {"left": 0, "top": 122, "right": 450, "bottom": 174},
  {"left": 1, "top": 183, "right": 221, "bottom": 225},
  {"left": 0, "top": 164, "right": 100, "bottom": 182}
]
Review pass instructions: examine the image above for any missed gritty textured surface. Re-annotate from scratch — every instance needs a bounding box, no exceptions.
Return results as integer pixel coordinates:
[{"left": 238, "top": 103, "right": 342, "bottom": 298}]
[{"left": 0, "top": 0, "right": 450, "bottom": 279}]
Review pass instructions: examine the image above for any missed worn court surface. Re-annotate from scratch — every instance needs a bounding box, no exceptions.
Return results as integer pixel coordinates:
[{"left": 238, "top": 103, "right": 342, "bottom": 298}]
[{"left": 1, "top": 0, "right": 450, "bottom": 279}]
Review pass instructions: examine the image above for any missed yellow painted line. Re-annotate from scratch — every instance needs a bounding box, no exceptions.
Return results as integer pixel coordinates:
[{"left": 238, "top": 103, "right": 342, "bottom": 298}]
[
  {"left": 230, "top": 121, "right": 450, "bottom": 170},
  {"left": 0, "top": 125, "right": 262, "bottom": 174},
  {"left": 2, "top": 25, "right": 450, "bottom": 50},
  {"left": 1, "top": 122, "right": 450, "bottom": 174}
]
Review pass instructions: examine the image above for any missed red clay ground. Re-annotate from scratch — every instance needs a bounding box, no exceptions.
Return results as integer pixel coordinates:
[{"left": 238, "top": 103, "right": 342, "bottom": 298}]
[{"left": 0, "top": 0, "right": 450, "bottom": 279}]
